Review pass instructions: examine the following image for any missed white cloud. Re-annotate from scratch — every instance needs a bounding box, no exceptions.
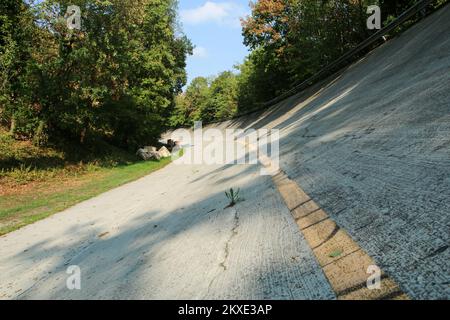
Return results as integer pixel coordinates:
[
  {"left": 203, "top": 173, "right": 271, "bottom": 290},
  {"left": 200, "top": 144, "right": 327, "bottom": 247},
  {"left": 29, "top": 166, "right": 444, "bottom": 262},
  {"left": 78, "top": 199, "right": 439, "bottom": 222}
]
[
  {"left": 192, "top": 46, "right": 208, "bottom": 58},
  {"left": 180, "top": 1, "right": 247, "bottom": 28}
]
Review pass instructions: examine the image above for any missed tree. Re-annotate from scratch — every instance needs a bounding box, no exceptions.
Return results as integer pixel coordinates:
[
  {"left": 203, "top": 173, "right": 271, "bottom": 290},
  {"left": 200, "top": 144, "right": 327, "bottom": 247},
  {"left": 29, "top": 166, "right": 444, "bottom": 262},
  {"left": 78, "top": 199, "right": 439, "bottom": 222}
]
[
  {"left": 0, "top": 0, "right": 37, "bottom": 137},
  {"left": 208, "top": 71, "right": 238, "bottom": 121},
  {"left": 0, "top": 0, "right": 192, "bottom": 149},
  {"left": 183, "top": 76, "right": 210, "bottom": 122},
  {"left": 240, "top": 0, "right": 377, "bottom": 111},
  {"left": 171, "top": 71, "right": 240, "bottom": 126}
]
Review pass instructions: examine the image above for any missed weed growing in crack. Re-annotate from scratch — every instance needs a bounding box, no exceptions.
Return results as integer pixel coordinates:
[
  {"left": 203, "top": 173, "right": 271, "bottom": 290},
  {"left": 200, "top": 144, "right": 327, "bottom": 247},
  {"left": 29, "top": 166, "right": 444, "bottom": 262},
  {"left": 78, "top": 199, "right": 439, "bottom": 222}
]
[{"left": 225, "top": 188, "right": 243, "bottom": 208}]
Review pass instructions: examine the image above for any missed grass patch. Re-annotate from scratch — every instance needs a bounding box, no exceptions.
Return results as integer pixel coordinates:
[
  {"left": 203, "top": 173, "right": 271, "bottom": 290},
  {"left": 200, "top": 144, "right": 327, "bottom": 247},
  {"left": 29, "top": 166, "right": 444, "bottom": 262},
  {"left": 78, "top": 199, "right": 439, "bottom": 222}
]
[{"left": 0, "top": 129, "right": 178, "bottom": 236}]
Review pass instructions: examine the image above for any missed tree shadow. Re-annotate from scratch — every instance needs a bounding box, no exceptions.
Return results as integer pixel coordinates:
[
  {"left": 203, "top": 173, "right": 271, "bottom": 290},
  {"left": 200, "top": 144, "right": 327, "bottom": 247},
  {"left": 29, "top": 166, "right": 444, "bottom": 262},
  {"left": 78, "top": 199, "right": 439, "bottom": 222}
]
[{"left": 4, "top": 160, "right": 333, "bottom": 300}]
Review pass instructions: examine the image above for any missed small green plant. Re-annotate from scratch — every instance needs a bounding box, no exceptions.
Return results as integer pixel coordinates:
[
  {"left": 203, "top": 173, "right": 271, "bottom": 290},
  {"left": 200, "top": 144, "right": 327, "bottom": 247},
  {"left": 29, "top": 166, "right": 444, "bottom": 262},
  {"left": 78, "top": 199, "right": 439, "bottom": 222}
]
[
  {"left": 225, "top": 188, "right": 243, "bottom": 208},
  {"left": 329, "top": 249, "right": 343, "bottom": 258}
]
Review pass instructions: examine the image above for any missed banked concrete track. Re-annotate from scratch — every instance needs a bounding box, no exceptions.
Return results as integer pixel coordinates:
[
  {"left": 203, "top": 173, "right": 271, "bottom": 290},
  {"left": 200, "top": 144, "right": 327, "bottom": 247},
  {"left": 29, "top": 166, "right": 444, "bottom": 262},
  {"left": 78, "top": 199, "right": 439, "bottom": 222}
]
[
  {"left": 214, "top": 4, "right": 450, "bottom": 299},
  {"left": 0, "top": 5, "right": 449, "bottom": 300}
]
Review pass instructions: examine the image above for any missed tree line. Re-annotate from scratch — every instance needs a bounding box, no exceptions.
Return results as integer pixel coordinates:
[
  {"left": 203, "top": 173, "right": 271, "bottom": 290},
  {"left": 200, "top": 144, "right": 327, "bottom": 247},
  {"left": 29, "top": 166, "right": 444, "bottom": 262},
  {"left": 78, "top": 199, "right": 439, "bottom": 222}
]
[
  {"left": 1, "top": 1, "right": 445, "bottom": 148},
  {"left": 1, "top": 0, "right": 192, "bottom": 150},
  {"left": 174, "top": 0, "right": 445, "bottom": 127}
]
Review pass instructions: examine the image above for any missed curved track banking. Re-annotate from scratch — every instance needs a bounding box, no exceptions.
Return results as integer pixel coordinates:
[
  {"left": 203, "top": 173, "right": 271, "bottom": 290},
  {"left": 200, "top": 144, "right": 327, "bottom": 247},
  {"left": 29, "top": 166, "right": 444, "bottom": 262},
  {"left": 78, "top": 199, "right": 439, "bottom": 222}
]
[
  {"left": 0, "top": 5, "right": 449, "bottom": 300},
  {"left": 216, "top": 4, "right": 450, "bottom": 299}
]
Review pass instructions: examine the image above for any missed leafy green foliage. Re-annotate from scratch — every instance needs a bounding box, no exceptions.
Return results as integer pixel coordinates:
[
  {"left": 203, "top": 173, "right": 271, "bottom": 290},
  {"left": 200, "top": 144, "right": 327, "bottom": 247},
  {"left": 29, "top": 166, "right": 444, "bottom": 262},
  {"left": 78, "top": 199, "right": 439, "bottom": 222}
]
[
  {"left": 208, "top": 71, "right": 239, "bottom": 121},
  {"left": 225, "top": 187, "right": 243, "bottom": 208},
  {"left": 171, "top": 71, "right": 239, "bottom": 126},
  {"left": 0, "top": 0, "right": 37, "bottom": 136},
  {"left": 1, "top": 0, "right": 192, "bottom": 150},
  {"left": 2, "top": 0, "right": 439, "bottom": 145},
  {"left": 175, "top": 0, "right": 427, "bottom": 122},
  {"left": 233, "top": 0, "right": 432, "bottom": 115}
]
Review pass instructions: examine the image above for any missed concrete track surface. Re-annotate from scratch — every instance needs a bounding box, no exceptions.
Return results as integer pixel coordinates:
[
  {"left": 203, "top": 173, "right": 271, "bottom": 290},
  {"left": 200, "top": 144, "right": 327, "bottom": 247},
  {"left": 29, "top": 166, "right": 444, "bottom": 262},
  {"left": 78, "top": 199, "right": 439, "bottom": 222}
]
[{"left": 1, "top": 5, "right": 449, "bottom": 299}]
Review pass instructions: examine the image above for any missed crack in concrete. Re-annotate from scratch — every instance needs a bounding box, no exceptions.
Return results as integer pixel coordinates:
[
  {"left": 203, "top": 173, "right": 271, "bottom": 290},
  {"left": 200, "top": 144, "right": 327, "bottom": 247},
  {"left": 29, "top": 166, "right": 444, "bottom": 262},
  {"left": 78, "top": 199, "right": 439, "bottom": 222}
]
[
  {"left": 219, "top": 207, "right": 240, "bottom": 271},
  {"left": 205, "top": 207, "right": 240, "bottom": 297}
]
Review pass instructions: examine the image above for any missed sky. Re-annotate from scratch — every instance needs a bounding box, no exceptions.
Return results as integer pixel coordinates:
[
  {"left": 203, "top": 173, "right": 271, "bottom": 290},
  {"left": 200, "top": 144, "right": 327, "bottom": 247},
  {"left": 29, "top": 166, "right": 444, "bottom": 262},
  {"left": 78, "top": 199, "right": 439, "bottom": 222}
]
[{"left": 178, "top": 1, "right": 251, "bottom": 86}]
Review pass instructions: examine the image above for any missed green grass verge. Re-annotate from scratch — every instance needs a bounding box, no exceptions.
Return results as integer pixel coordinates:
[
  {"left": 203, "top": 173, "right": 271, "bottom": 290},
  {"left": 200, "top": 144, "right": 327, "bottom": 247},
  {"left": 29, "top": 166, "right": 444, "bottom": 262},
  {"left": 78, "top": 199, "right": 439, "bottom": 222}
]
[{"left": 0, "top": 157, "right": 173, "bottom": 236}]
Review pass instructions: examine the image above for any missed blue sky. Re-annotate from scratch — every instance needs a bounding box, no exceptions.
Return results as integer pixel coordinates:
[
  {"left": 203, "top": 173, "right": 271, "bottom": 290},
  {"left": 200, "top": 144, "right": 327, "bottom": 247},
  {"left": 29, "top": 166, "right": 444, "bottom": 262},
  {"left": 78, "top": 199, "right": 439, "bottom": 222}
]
[{"left": 178, "top": 1, "right": 251, "bottom": 86}]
